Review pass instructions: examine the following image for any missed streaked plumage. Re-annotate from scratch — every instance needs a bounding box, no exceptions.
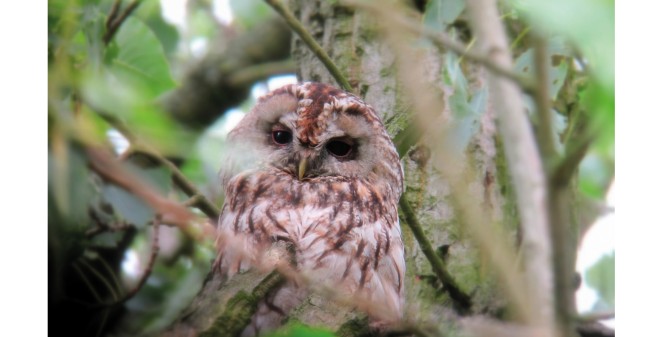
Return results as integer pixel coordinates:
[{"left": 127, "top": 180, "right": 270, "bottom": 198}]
[{"left": 215, "top": 82, "right": 405, "bottom": 336}]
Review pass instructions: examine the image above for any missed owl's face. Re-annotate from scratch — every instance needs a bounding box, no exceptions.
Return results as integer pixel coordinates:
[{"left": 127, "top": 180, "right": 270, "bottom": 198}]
[{"left": 226, "top": 82, "right": 402, "bottom": 191}]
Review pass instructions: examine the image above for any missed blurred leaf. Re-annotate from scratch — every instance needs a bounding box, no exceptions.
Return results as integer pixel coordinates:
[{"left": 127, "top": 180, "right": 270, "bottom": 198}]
[
  {"left": 513, "top": 39, "right": 570, "bottom": 100},
  {"left": 585, "top": 251, "right": 614, "bottom": 309},
  {"left": 103, "top": 185, "right": 154, "bottom": 227},
  {"left": 264, "top": 324, "right": 336, "bottom": 337},
  {"left": 48, "top": 141, "right": 94, "bottom": 225},
  {"left": 578, "top": 151, "right": 613, "bottom": 199},
  {"left": 423, "top": 0, "right": 465, "bottom": 32},
  {"left": 188, "top": 7, "right": 218, "bottom": 40},
  {"left": 180, "top": 152, "right": 206, "bottom": 186},
  {"left": 510, "top": 0, "right": 614, "bottom": 90},
  {"left": 79, "top": 16, "right": 197, "bottom": 155},
  {"left": 136, "top": 0, "right": 181, "bottom": 60},
  {"left": 100, "top": 164, "right": 173, "bottom": 227},
  {"left": 442, "top": 52, "right": 486, "bottom": 154},
  {"left": 230, "top": 0, "right": 274, "bottom": 29},
  {"left": 81, "top": 67, "right": 195, "bottom": 156},
  {"left": 581, "top": 80, "right": 615, "bottom": 157},
  {"left": 112, "top": 17, "right": 176, "bottom": 96}
]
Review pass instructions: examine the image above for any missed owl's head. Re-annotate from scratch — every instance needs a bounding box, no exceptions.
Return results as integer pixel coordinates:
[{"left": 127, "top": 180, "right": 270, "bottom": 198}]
[{"left": 225, "top": 82, "right": 402, "bottom": 190}]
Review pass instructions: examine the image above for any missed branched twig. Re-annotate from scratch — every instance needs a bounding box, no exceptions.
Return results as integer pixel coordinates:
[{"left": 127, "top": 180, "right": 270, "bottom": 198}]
[
  {"left": 264, "top": 0, "right": 354, "bottom": 92},
  {"left": 344, "top": 0, "right": 535, "bottom": 93},
  {"left": 102, "top": 0, "right": 142, "bottom": 45},
  {"left": 399, "top": 195, "right": 472, "bottom": 311},
  {"left": 75, "top": 216, "right": 162, "bottom": 309}
]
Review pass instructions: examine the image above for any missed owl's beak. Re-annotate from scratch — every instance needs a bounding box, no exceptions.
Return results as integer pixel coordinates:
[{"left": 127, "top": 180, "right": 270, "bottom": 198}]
[{"left": 298, "top": 157, "right": 308, "bottom": 180}]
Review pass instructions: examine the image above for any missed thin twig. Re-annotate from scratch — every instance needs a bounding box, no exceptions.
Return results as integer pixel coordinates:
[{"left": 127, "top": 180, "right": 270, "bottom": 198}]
[
  {"left": 534, "top": 34, "right": 579, "bottom": 335},
  {"left": 105, "top": 0, "right": 122, "bottom": 31},
  {"left": 344, "top": 0, "right": 535, "bottom": 93},
  {"left": 107, "top": 215, "right": 161, "bottom": 306},
  {"left": 102, "top": 0, "right": 142, "bottom": 45},
  {"left": 399, "top": 195, "right": 472, "bottom": 311},
  {"left": 86, "top": 207, "right": 135, "bottom": 237},
  {"left": 78, "top": 258, "right": 121, "bottom": 301},
  {"left": 264, "top": 0, "right": 353, "bottom": 92},
  {"left": 184, "top": 194, "right": 204, "bottom": 208},
  {"left": 533, "top": 36, "right": 558, "bottom": 161}
]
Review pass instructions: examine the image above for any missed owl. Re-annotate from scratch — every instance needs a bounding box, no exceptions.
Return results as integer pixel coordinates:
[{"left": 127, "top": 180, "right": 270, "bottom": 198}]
[{"left": 214, "top": 82, "right": 405, "bottom": 336}]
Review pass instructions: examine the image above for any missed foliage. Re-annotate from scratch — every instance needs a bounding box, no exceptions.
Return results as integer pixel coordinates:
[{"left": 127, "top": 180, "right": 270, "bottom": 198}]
[{"left": 48, "top": 0, "right": 614, "bottom": 336}]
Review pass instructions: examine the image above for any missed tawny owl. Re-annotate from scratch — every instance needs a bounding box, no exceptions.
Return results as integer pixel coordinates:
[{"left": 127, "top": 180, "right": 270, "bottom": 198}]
[{"left": 214, "top": 82, "right": 405, "bottom": 336}]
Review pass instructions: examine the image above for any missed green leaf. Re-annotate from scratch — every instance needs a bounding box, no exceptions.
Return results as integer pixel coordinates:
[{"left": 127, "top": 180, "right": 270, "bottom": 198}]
[
  {"left": 578, "top": 151, "right": 613, "bottom": 199},
  {"left": 81, "top": 66, "right": 196, "bottom": 156},
  {"left": 112, "top": 17, "right": 176, "bottom": 97},
  {"left": 581, "top": 80, "right": 615, "bottom": 158},
  {"left": 48, "top": 143, "right": 94, "bottom": 228},
  {"left": 584, "top": 252, "right": 614, "bottom": 309},
  {"left": 442, "top": 52, "right": 486, "bottom": 154},
  {"left": 424, "top": 0, "right": 465, "bottom": 32}
]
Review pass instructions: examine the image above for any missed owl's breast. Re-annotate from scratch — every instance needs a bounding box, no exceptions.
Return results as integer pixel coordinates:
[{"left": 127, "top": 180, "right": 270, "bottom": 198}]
[{"left": 217, "top": 169, "right": 405, "bottom": 321}]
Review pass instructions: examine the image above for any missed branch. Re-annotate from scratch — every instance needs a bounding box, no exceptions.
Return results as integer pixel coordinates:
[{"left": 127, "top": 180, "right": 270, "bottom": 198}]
[
  {"left": 86, "top": 146, "right": 194, "bottom": 228},
  {"left": 465, "top": 0, "right": 555, "bottom": 332},
  {"left": 344, "top": 0, "right": 535, "bottom": 93},
  {"left": 227, "top": 59, "right": 297, "bottom": 87},
  {"left": 198, "top": 271, "right": 285, "bottom": 337},
  {"left": 105, "top": 215, "right": 161, "bottom": 306},
  {"left": 264, "top": 0, "right": 354, "bottom": 92},
  {"left": 399, "top": 195, "right": 472, "bottom": 311},
  {"left": 533, "top": 36, "right": 558, "bottom": 161},
  {"left": 102, "top": 0, "right": 142, "bottom": 45}
]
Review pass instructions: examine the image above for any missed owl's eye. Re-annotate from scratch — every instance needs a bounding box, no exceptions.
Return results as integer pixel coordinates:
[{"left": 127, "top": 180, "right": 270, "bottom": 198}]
[
  {"left": 272, "top": 130, "right": 292, "bottom": 145},
  {"left": 326, "top": 140, "right": 353, "bottom": 157}
]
